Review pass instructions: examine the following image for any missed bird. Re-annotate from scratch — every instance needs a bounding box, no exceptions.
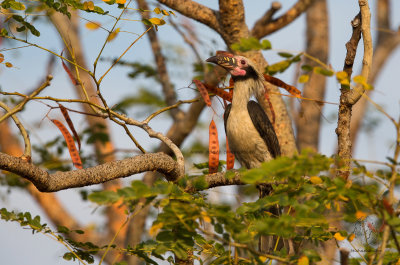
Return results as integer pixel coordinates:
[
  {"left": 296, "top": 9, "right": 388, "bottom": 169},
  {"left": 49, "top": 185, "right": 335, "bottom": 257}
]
[{"left": 206, "top": 52, "right": 281, "bottom": 252}]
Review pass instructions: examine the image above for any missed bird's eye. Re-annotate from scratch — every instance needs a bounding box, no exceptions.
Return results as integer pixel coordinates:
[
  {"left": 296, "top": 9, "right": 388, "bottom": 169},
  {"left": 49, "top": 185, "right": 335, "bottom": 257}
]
[{"left": 240, "top": 59, "right": 246, "bottom": 65}]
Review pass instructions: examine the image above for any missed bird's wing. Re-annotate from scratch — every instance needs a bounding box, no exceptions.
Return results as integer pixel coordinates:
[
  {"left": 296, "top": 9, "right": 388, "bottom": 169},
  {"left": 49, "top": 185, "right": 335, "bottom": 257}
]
[
  {"left": 247, "top": 100, "right": 281, "bottom": 158},
  {"left": 223, "top": 103, "right": 232, "bottom": 135}
]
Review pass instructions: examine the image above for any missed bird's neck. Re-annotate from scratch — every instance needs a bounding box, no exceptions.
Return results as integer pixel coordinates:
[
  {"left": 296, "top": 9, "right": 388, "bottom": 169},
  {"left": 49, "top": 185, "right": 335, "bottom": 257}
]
[{"left": 231, "top": 79, "right": 264, "bottom": 109}]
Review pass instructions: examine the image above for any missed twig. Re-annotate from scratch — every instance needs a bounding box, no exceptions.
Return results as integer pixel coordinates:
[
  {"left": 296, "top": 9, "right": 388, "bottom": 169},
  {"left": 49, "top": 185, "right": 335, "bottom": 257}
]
[
  {"left": 1, "top": 35, "right": 92, "bottom": 75},
  {"left": 98, "top": 26, "right": 152, "bottom": 84},
  {"left": 169, "top": 18, "right": 202, "bottom": 63},
  {"left": 0, "top": 75, "right": 53, "bottom": 123},
  {"left": 143, "top": 98, "right": 199, "bottom": 123},
  {"left": 0, "top": 102, "right": 31, "bottom": 160},
  {"left": 93, "top": 0, "right": 134, "bottom": 74}
]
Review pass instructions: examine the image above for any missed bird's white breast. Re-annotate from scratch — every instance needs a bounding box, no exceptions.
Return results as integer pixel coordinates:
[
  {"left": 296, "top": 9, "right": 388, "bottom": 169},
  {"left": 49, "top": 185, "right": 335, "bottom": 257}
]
[{"left": 227, "top": 105, "right": 272, "bottom": 169}]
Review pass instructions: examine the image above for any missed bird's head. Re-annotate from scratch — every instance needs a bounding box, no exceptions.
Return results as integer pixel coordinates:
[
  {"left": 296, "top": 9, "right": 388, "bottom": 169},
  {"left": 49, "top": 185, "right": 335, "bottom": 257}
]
[{"left": 206, "top": 51, "right": 261, "bottom": 82}]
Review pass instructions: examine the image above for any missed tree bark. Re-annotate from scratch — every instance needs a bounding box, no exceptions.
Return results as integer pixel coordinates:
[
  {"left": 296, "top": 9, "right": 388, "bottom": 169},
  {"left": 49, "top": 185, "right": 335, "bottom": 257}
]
[
  {"left": 296, "top": 0, "right": 329, "bottom": 151},
  {"left": 350, "top": 0, "right": 400, "bottom": 149}
]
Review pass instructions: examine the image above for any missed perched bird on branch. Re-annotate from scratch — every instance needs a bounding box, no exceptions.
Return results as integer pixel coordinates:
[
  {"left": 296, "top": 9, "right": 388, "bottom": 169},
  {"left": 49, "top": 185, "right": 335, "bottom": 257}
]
[{"left": 206, "top": 52, "right": 281, "bottom": 252}]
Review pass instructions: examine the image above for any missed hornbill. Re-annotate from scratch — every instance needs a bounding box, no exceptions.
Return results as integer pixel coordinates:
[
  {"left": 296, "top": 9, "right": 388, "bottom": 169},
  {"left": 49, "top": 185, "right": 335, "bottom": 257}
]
[{"left": 206, "top": 53, "right": 281, "bottom": 252}]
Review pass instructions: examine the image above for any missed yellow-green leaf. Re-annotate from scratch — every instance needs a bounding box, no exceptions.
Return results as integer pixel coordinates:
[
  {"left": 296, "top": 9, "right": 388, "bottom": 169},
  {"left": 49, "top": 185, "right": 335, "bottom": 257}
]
[
  {"left": 309, "top": 176, "right": 323, "bottom": 184},
  {"left": 149, "top": 222, "right": 163, "bottom": 236},
  {"left": 153, "top": 7, "right": 161, "bottom": 14},
  {"left": 148, "top": 17, "right": 165, "bottom": 25},
  {"left": 161, "top": 9, "right": 169, "bottom": 16},
  {"left": 148, "top": 17, "right": 161, "bottom": 25},
  {"left": 85, "top": 22, "right": 101, "bottom": 30},
  {"left": 10, "top": 1, "right": 25, "bottom": 10},
  {"left": 336, "top": 71, "right": 348, "bottom": 81},
  {"left": 353, "top": 75, "right": 366, "bottom": 84},
  {"left": 107, "top": 28, "right": 120, "bottom": 42},
  {"left": 116, "top": 0, "right": 126, "bottom": 4},
  {"left": 355, "top": 210, "right": 367, "bottom": 221},
  {"left": 298, "top": 74, "right": 309, "bottom": 83},
  {"left": 334, "top": 232, "right": 346, "bottom": 241},
  {"left": 353, "top": 75, "right": 373, "bottom": 90},
  {"left": 298, "top": 256, "right": 309, "bottom": 265}
]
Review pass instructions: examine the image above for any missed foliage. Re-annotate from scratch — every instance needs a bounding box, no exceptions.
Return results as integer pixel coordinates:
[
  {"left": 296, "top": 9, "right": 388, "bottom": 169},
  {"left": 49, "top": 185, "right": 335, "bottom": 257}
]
[{"left": 3, "top": 150, "right": 398, "bottom": 264}]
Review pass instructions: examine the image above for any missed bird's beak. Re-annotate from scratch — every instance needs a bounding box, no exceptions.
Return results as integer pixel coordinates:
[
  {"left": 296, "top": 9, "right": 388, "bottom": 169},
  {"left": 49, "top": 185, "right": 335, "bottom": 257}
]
[{"left": 206, "top": 55, "right": 237, "bottom": 70}]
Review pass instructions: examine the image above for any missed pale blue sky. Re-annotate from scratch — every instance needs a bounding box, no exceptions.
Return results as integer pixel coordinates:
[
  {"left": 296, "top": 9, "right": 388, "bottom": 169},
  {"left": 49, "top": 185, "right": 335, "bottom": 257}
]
[{"left": 1, "top": 0, "right": 400, "bottom": 264}]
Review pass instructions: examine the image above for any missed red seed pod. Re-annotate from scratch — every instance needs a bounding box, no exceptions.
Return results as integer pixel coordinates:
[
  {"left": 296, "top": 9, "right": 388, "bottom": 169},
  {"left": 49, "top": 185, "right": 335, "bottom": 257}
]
[
  {"left": 193, "top": 79, "right": 212, "bottom": 106},
  {"left": 208, "top": 119, "right": 219, "bottom": 174},
  {"left": 226, "top": 137, "right": 235, "bottom": 170},
  {"left": 263, "top": 73, "right": 301, "bottom": 97},
  {"left": 58, "top": 104, "right": 81, "bottom": 150},
  {"left": 203, "top": 83, "right": 232, "bottom": 102},
  {"left": 51, "top": 119, "right": 83, "bottom": 169}
]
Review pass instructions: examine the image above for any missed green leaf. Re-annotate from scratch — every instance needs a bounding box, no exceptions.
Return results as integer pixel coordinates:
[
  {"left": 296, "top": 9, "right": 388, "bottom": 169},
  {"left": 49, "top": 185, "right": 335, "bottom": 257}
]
[
  {"left": 0, "top": 28, "right": 8, "bottom": 36},
  {"left": 301, "top": 65, "right": 313, "bottom": 72},
  {"left": 156, "top": 231, "right": 174, "bottom": 242},
  {"left": 261, "top": 39, "right": 272, "bottom": 50},
  {"left": 192, "top": 176, "right": 208, "bottom": 190},
  {"left": 88, "top": 190, "right": 120, "bottom": 204},
  {"left": 231, "top": 37, "right": 263, "bottom": 52},
  {"left": 278, "top": 52, "right": 293, "bottom": 58},
  {"left": 313, "top": 66, "right": 334, "bottom": 77},
  {"left": 265, "top": 60, "right": 291, "bottom": 75}
]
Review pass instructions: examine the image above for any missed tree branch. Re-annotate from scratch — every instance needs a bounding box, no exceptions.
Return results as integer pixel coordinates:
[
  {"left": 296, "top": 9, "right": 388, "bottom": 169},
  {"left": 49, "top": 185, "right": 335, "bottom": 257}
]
[
  {"left": 336, "top": 13, "right": 362, "bottom": 180},
  {"left": 219, "top": 0, "right": 249, "bottom": 42},
  {"left": 0, "top": 102, "right": 31, "bottom": 160},
  {"left": 296, "top": 0, "right": 329, "bottom": 151},
  {"left": 346, "top": 0, "right": 373, "bottom": 105},
  {"left": 157, "top": 0, "right": 221, "bottom": 35},
  {"left": 350, "top": 0, "right": 400, "bottom": 148},
  {"left": 251, "top": 0, "right": 315, "bottom": 39},
  {"left": 0, "top": 152, "right": 180, "bottom": 192}
]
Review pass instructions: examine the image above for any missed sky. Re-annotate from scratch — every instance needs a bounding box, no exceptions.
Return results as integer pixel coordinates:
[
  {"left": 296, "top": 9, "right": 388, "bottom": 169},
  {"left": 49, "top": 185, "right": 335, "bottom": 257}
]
[{"left": 1, "top": 0, "right": 400, "bottom": 264}]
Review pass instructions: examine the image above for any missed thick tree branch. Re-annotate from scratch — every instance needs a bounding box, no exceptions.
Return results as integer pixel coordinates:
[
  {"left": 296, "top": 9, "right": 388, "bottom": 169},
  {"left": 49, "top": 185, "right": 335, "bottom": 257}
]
[
  {"left": 251, "top": 0, "right": 315, "bottom": 39},
  {"left": 157, "top": 0, "right": 221, "bottom": 35},
  {"left": 219, "top": 0, "right": 248, "bottom": 42},
  {"left": 0, "top": 152, "right": 180, "bottom": 192},
  {"left": 350, "top": 0, "right": 400, "bottom": 148},
  {"left": 336, "top": 0, "right": 373, "bottom": 180},
  {"left": 336, "top": 13, "right": 362, "bottom": 180},
  {"left": 296, "top": 0, "right": 329, "bottom": 151}
]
